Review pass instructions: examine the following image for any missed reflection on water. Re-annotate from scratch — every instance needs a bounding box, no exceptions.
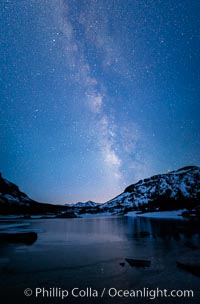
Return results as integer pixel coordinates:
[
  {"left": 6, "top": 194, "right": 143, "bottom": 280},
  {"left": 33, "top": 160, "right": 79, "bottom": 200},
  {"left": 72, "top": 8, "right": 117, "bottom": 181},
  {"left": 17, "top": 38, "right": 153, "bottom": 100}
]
[
  {"left": 0, "top": 216, "right": 199, "bottom": 303},
  {"left": 127, "top": 216, "right": 200, "bottom": 241}
]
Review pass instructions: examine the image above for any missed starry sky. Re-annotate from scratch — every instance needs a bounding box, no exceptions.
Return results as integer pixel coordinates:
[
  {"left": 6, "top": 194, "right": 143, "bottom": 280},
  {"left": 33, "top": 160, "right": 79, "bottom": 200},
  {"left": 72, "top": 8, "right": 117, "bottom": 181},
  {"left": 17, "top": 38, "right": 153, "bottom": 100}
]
[{"left": 0, "top": 0, "right": 200, "bottom": 204}]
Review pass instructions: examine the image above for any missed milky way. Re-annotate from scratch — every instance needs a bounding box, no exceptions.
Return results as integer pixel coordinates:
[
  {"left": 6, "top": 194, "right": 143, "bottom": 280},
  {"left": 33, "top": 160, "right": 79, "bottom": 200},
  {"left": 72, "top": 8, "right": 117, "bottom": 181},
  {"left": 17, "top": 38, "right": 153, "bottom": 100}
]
[{"left": 0, "top": 0, "right": 199, "bottom": 204}]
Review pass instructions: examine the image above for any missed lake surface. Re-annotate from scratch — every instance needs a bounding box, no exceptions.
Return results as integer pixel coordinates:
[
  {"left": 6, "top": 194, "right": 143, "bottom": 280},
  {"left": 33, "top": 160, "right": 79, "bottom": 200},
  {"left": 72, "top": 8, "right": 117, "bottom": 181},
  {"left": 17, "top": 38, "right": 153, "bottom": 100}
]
[{"left": 0, "top": 216, "right": 200, "bottom": 303}]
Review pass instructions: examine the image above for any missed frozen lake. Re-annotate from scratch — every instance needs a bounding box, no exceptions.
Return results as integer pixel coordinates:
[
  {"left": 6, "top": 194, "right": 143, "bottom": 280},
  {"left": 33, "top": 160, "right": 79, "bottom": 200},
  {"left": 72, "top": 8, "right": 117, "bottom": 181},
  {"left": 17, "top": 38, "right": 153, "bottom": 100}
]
[{"left": 0, "top": 216, "right": 199, "bottom": 303}]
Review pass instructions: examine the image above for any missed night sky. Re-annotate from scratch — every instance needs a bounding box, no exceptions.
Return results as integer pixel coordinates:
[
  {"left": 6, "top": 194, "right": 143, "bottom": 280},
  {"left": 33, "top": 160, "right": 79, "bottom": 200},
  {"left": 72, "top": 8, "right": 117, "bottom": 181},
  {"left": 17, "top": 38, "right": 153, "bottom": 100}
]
[{"left": 0, "top": 0, "right": 199, "bottom": 204}]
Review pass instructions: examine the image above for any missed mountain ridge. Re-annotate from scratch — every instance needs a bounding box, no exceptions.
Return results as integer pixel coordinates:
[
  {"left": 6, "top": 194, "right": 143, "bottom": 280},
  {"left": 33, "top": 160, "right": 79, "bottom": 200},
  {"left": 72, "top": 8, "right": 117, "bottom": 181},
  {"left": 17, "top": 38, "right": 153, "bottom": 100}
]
[
  {"left": 0, "top": 173, "right": 69, "bottom": 215},
  {"left": 66, "top": 201, "right": 100, "bottom": 208},
  {"left": 98, "top": 165, "right": 200, "bottom": 213},
  {"left": 0, "top": 165, "right": 199, "bottom": 215}
]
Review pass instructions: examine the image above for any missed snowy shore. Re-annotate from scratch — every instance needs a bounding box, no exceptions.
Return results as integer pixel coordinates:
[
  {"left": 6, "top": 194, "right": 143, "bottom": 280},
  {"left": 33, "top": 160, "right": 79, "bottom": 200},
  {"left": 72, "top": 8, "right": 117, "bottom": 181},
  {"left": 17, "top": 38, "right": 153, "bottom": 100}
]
[{"left": 125, "top": 210, "right": 186, "bottom": 219}]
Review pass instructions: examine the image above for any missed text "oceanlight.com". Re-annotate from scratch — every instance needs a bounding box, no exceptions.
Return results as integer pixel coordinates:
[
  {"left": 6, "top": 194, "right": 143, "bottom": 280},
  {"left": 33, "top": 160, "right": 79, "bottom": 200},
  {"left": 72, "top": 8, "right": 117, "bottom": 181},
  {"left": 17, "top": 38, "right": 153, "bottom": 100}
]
[{"left": 24, "top": 287, "right": 194, "bottom": 300}]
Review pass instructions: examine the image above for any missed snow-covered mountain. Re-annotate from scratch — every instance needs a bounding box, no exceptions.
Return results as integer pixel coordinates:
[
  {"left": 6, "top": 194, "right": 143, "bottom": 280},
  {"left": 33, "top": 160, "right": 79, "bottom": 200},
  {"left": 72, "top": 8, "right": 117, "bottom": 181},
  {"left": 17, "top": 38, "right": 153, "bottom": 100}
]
[
  {"left": 66, "top": 201, "right": 100, "bottom": 208},
  {"left": 99, "top": 166, "right": 200, "bottom": 213},
  {"left": 0, "top": 166, "right": 199, "bottom": 216}
]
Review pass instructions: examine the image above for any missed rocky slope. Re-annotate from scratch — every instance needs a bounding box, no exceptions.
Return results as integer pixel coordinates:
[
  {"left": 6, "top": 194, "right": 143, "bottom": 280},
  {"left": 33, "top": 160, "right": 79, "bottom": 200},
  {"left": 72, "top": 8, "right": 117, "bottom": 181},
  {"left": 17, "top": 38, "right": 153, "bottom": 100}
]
[
  {"left": 99, "top": 166, "right": 200, "bottom": 213},
  {"left": 0, "top": 173, "right": 68, "bottom": 215}
]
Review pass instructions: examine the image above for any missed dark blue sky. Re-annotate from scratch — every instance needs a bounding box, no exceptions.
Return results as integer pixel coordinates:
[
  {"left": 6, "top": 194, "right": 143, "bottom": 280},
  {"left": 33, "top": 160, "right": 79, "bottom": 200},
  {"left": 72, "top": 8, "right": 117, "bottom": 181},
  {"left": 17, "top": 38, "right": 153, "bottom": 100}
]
[{"left": 0, "top": 0, "right": 199, "bottom": 204}]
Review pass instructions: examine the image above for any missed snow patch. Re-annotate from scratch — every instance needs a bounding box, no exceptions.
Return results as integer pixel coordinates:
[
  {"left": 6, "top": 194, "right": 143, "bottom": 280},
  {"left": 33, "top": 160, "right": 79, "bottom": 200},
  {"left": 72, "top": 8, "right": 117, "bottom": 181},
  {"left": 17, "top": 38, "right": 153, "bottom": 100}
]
[{"left": 126, "top": 210, "right": 187, "bottom": 220}]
